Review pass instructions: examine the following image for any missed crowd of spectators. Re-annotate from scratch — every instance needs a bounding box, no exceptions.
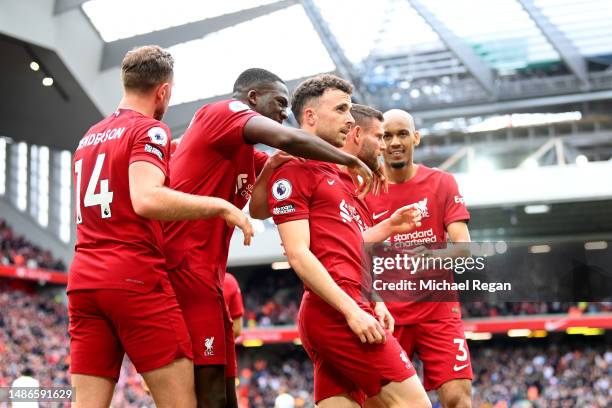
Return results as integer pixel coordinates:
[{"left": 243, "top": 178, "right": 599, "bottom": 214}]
[
  {"left": 462, "top": 301, "right": 611, "bottom": 318},
  {"left": 235, "top": 341, "right": 612, "bottom": 408},
  {"left": 0, "top": 284, "right": 610, "bottom": 407},
  {"left": 0, "top": 219, "right": 66, "bottom": 272},
  {"left": 0, "top": 287, "right": 70, "bottom": 390},
  {"left": 0, "top": 285, "right": 152, "bottom": 407},
  {"left": 467, "top": 341, "right": 611, "bottom": 407},
  {"left": 242, "top": 272, "right": 302, "bottom": 327},
  {"left": 237, "top": 354, "right": 313, "bottom": 408}
]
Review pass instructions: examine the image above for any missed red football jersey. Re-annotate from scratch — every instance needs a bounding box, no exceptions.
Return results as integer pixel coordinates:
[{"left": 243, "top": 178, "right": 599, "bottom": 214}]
[
  {"left": 163, "top": 99, "right": 260, "bottom": 291},
  {"left": 69, "top": 109, "right": 171, "bottom": 293},
  {"left": 267, "top": 160, "right": 371, "bottom": 300},
  {"left": 365, "top": 165, "right": 469, "bottom": 324},
  {"left": 337, "top": 170, "right": 372, "bottom": 232},
  {"left": 223, "top": 272, "right": 244, "bottom": 319}
]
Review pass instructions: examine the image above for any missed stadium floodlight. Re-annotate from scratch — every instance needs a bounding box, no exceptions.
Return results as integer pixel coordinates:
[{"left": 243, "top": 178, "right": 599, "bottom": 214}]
[
  {"left": 575, "top": 155, "right": 589, "bottom": 166},
  {"left": 271, "top": 261, "right": 291, "bottom": 270},
  {"left": 42, "top": 77, "right": 54, "bottom": 86},
  {"left": 29, "top": 61, "right": 40, "bottom": 71},
  {"left": 584, "top": 241, "right": 608, "bottom": 251},
  {"left": 529, "top": 244, "right": 551, "bottom": 254},
  {"left": 465, "top": 331, "right": 492, "bottom": 341},
  {"left": 566, "top": 327, "right": 604, "bottom": 336},
  {"left": 507, "top": 329, "right": 531, "bottom": 337},
  {"left": 522, "top": 158, "right": 539, "bottom": 169},
  {"left": 242, "top": 339, "right": 264, "bottom": 347},
  {"left": 481, "top": 242, "right": 495, "bottom": 257},
  {"left": 494, "top": 241, "right": 508, "bottom": 254},
  {"left": 524, "top": 204, "right": 550, "bottom": 214}
]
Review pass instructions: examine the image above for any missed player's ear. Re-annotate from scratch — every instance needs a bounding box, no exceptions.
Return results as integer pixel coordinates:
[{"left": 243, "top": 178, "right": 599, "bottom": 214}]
[
  {"left": 156, "top": 82, "right": 170, "bottom": 101},
  {"left": 303, "top": 107, "right": 316, "bottom": 127},
  {"left": 352, "top": 125, "right": 362, "bottom": 146},
  {"left": 247, "top": 90, "right": 258, "bottom": 107},
  {"left": 413, "top": 130, "right": 421, "bottom": 147}
]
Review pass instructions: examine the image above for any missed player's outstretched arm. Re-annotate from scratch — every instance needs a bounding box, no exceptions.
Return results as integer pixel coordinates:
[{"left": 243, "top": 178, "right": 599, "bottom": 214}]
[
  {"left": 420, "top": 222, "right": 471, "bottom": 260},
  {"left": 278, "top": 219, "right": 386, "bottom": 344},
  {"left": 447, "top": 222, "right": 470, "bottom": 243},
  {"left": 426, "top": 221, "right": 471, "bottom": 259},
  {"left": 243, "top": 116, "right": 374, "bottom": 197},
  {"left": 363, "top": 205, "right": 422, "bottom": 243},
  {"left": 129, "top": 161, "right": 253, "bottom": 245}
]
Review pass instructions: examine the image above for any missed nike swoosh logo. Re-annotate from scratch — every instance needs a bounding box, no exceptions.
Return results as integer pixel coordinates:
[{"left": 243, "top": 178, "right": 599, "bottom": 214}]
[
  {"left": 372, "top": 210, "right": 389, "bottom": 220},
  {"left": 453, "top": 364, "right": 469, "bottom": 372},
  {"left": 327, "top": 179, "right": 335, "bottom": 185},
  {"left": 544, "top": 320, "right": 567, "bottom": 331}
]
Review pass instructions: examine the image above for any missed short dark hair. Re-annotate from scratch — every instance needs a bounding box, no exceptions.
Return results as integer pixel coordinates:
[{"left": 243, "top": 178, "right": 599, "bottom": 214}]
[
  {"left": 351, "top": 104, "right": 384, "bottom": 128},
  {"left": 22, "top": 368, "right": 34, "bottom": 377},
  {"left": 233, "top": 68, "right": 284, "bottom": 93},
  {"left": 121, "top": 45, "right": 174, "bottom": 92},
  {"left": 291, "top": 74, "right": 353, "bottom": 124}
]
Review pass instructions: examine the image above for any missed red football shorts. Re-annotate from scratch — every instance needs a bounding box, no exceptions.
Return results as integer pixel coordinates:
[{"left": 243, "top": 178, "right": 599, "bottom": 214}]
[
  {"left": 168, "top": 265, "right": 234, "bottom": 367},
  {"left": 68, "top": 276, "right": 193, "bottom": 380},
  {"left": 394, "top": 317, "right": 473, "bottom": 391},
  {"left": 298, "top": 293, "right": 416, "bottom": 405}
]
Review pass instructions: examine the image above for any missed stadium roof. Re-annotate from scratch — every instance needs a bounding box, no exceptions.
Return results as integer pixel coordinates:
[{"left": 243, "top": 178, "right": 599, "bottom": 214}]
[
  {"left": 78, "top": 0, "right": 612, "bottom": 106},
  {"left": 2, "top": 0, "right": 612, "bottom": 148}
]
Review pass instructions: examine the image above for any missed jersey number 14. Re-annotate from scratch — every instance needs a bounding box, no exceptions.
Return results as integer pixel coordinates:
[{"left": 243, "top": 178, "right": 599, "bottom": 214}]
[{"left": 74, "top": 154, "right": 114, "bottom": 223}]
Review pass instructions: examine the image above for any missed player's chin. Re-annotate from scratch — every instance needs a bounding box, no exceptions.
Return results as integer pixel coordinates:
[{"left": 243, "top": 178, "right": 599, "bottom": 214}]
[
  {"left": 334, "top": 135, "right": 347, "bottom": 148},
  {"left": 388, "top": 158, "right": 407, "bottom": 169}
]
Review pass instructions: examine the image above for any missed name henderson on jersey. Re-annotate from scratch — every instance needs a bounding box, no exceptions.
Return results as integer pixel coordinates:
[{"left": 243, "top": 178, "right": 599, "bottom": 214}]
[{"left": 373, "top": 279, "right": 511, "bottom": 293}]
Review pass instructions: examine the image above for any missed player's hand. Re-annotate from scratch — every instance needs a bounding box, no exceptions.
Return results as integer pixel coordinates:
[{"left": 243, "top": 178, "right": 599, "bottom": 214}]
[
  {"left": 221, "top": 204, "right": 254, "bottom": 246},
  {"left": 389, "top": 205, "right": 422, "bottom": 234},
  {"left": 373, "top": 301, "right": 395, "bottom": 334},
  {"left": 345, "top": 306, "right": 386, "bottom": 344},
  {"left": 266, "top": 151, "right": 299, "bottom": 170},
  {"left": 347, "top": 158, "right": 373, "bottom": 199}
]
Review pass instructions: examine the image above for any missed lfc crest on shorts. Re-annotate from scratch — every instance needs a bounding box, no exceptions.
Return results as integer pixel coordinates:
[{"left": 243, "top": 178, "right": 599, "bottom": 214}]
[
  {"left": 400, "top": 350, "right": 412, "bottom": 370},
  {"left": 204, "top": 337, "right": 215, "bottom": 356}
]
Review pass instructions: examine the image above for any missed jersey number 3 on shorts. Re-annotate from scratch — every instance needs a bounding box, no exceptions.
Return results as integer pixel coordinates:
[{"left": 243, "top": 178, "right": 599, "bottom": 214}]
[
  {"left": 452, "top": 338, "right": 469, "bottom": 372},
  {"left": 74, "top": 153, "right": 114, "bottom": 223}
]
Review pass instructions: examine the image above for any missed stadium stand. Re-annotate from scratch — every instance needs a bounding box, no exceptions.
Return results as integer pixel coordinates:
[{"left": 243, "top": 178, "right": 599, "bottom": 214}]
[
  {"left": 1, "top": 282, "right": 610, "bottom": 407},
  {"left": 0, "top": 219, "right": 66, "bottom": 272},
  {"left": 1, "top": 279, "right": 611, "bottom": 407}
]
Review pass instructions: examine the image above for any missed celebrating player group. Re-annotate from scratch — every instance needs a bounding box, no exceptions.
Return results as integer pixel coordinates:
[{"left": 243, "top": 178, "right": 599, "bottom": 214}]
[{"left": 68, "top": 45, "right": 472, "bottom": 408}]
